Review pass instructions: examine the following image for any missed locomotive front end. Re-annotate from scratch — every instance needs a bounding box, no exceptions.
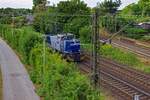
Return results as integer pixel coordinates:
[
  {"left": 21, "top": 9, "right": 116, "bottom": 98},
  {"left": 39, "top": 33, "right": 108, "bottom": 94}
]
[{"left": 64, "top": 39, "right": 81, "bottom": 62}]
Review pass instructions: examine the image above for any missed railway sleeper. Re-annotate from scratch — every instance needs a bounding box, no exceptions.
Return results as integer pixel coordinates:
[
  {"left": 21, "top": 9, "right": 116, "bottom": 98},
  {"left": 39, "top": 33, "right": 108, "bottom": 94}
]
[
  {"left": 100, "top": 58, "right": 150, "bottom": 81},
  {"left": 101, "top": 65, "right": 149, "bottom": 86},
  {"left": 101, "top": 80, "right": 132, "bottom": 100},
  {"left": 101, "top": 68, "right": 150, "bottom": 92}
]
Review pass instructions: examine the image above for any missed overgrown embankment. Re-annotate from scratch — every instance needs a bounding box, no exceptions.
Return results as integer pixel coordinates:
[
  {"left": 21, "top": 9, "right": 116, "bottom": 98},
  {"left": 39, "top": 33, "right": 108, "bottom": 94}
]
[
  {"left": 101, "top": 44, "right": 150, "bottom": 73},
  {"left": 82, "top": 44, "right": 150, "bottom": 73},
  {"left": 0, "top": 24, "right": 103, "bottom": 100}
]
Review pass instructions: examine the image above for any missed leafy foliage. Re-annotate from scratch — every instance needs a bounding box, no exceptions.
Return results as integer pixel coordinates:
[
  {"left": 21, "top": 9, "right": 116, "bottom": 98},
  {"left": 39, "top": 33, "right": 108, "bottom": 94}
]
[
  {"left": 120, "top": 0, "right": 150, "bottom": 16},
  {"left": 123, "top": 27, "right": 148, "bottom": 39},
  {"left": 64, "top": 17, "right": 90, "bottom": 38},
  {"left": 30, "top": 44, "right": 101, "bottom": 100},
  {"left": 0, "top": 24, "right": 102, "bottom": 100},
  {"left": 13, "top": 16, "right": 27, "bottom": 28},
  {"left": 0, "top": 8, "right": 32, "bottom": 17},
  {"left": 33, "top": 11, "right": 56, "bottom": 34},
  {"left": 99, "top": 15, "right": 133, "bottom": 33},
  {"left": 0, "top": 8, "right": 32, "bottom": 24},
  {"left": 33, "top": 0, "right": 46, "bottom": 7},
  {"left": 57, "top": 0, "right": 90, "bottom": 15},
  {"left": 100, "top": 44, "right": 150, "bottom": 73},
  {"left": 99, "top": 0, "right": 150, "bottom": 40},
  {"left": 100, "top": 44, "right": 140, "bottom": 66},
  {"left": 97, "top": 0, "right": 121, "bottom": 15},
  {"left": 0, "top": 25, "right": 42, "bottom": 63},
  {"left": 141, "top": 35, "right": 150, "bottom": 41},
  {"left": 33, "top": 0, "right": 91, "bottom": 37},
  {"left": 79, "top": 26, "right": 92, "bottom": 43}
]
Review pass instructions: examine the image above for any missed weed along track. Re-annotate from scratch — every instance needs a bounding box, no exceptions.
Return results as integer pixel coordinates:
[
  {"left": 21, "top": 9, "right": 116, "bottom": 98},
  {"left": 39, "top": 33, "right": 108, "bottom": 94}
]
[
  {"left": 112, "top": 39, "right": 150, "bottom": 59},
  {"left": 79, "top": 54, "right": 150, "bottom": 100},
  {"left": 100, "top": 58, "right": 150, "bottom": 93}
]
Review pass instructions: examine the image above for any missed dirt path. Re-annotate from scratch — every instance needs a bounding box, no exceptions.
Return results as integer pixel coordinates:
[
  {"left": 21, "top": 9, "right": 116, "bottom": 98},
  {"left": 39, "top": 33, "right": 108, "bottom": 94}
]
[{"left": 0, "top": 39, "right": 40, "bottom": 100}]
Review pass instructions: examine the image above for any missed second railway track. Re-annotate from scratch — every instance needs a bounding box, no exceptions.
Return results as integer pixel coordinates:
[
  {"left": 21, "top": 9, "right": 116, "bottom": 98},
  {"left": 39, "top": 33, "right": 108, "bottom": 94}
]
[
  {"left": 78, "top": 54, "right": 150, "bottom": 100},
  {"left": 112, "top": 40, "right": 150, "bottom": 59}
]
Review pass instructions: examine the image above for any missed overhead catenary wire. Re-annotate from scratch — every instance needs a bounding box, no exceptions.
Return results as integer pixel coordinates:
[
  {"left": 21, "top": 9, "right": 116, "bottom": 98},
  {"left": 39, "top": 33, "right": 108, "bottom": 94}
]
[
  {"left": 99, "top": 14, "right": 146, "bottom": 44},
  {"left": 109, "top": 22, "right": 132, "bottom": 40},
  {"left": 46, "top": 13, "right": 92, "bottom": 17},
  {"left": 40, "top": 12, "right": 100, "bottom": 88}
]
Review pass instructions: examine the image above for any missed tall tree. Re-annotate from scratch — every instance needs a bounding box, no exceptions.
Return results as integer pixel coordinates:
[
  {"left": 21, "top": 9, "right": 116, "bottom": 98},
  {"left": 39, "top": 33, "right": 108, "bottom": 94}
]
[
  {"left": 33, "top": 0, "right": 91, "bottom": 37},
  {"left": 56, "top": 0, "right": 91, "bottom": 34},
  {"left": 138, "top": 0, "right": 150, "bottom": 16},
  {"left": 120, "top": 3, "right": 141, "bottom": 16},
  {"left": 121, "top": 0, "right": 150, "bottom": 16},
  {"left": 33, "top": 0, "right": 47, "bottom": 12},
  {"left": 97, "top": 0, "right": 121, "bottom": 15},
  {"left": 33, "top": 0, "right": 46, "bottom": 7}
]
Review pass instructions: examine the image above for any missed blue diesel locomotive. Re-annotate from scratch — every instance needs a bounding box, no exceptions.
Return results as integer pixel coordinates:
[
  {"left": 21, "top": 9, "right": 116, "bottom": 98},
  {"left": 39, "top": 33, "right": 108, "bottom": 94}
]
[{"left": 46, "top": 33, "right": 80, "bottom": 62}]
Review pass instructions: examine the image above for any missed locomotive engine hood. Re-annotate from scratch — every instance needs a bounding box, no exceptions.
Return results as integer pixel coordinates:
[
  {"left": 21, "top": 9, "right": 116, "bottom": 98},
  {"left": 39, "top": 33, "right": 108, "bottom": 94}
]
[{"left": 64, "top": 39, "right": 80, "bottom": 53}]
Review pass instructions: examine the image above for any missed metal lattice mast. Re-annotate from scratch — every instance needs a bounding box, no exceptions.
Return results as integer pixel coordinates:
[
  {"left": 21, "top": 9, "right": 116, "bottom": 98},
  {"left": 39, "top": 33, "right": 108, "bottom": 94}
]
[{"left": 92, "top": 9, "right": 99, "bottom": 88}]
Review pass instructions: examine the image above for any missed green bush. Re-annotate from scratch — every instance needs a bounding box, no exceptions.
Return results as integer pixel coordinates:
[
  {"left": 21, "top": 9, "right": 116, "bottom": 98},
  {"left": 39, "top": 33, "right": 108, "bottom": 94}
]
[
  {"left": 18, "top": 27, "right": 42, "bottom": 63},
  {"left": 125, "top": 27, "right": 147, "bottom": 34},
  {"left": 13, "top": 16, "right": 26, "bottom": 28},
  {"left": 0, "top": 25, "right": 42, "bottom": 63},
  {"left": 99, "top": 16, "right": 132, "bottom": 33},
  {"left": 0, "top": 24, "right": 102, "bottom": 100},
  {"left": 124, "top": 27, "right": 148, "bottom": 39},
  {"left": 29, "top": 44, "right": 101, "bottom": 100},
  {"left": 100, "top": 45, "right": 150, "bottom": 74},
  {"left": 79, "top": 26, "right": 91, "bottom": 43},
  {"left": 33, "top": 12, "right": 56, "bottom": 34},
  {"left": 100, "top": 44, "right": 140, "bottom": 66},
  {"left": 141, "top": 35, "right": 150, "bottom": 41},
  {"left": 82, "top": 43, "right": 150, "bottom": 73}
]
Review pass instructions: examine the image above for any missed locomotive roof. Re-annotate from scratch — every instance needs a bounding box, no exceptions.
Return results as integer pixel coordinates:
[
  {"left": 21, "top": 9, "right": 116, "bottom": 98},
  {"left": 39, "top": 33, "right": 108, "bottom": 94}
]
[
  {"left": 57, "top": 33, "right": 73, "bottom": 36},
  {"left": 44, "top": 33, "right": 74, "bottom": 38}
]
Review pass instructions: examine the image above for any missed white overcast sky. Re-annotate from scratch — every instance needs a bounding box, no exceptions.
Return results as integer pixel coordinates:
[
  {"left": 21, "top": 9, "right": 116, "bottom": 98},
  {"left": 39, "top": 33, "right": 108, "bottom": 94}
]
[{"left": 0, "top": 0, "right": 139, "bottom": 9}]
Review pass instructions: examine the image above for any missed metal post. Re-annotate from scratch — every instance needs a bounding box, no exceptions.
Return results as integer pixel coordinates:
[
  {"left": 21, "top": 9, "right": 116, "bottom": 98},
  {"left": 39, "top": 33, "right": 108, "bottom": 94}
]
[
  {"left": 92, "top": 9, "right": 99, "bottom": 88},
  {"left": 12, "top": 13, "right": 14, "bottom": 38},
  {"left": 42, "top": 35, "right": 46, "bottom": 75}
]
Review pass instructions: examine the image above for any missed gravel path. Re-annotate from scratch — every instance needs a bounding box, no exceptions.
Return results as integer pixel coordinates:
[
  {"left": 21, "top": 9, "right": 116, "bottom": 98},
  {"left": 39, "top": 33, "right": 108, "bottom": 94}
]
[{"left": 0, "top": 39, "right": 40, "bottom": 100}]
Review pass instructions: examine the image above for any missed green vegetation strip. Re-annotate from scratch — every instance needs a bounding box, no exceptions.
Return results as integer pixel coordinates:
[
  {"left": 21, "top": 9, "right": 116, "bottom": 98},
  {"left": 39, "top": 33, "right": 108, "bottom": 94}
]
[
  {"left": 82, "top": 44, "right": 150, "bottom": 73},
  {"left": 101, "top": 45, "right": 150, "bottom": 73},
  {"left": 0, "top": 24, "right": 105, "bottom": 100}
]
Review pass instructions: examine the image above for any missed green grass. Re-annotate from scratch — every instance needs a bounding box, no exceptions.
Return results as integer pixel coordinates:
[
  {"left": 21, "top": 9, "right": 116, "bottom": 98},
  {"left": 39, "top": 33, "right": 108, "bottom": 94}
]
[
  {"left": 100, "top": 45, "right": 140, "bottom": 66},
  {"left": 100, "top": 44, "right": 150, "bottom": 73},
  {"left": 81, "top": 43, "right": 150, "bottom": 73},
  {"left": 81, "top": 43, "right": 92, "bottom": 52},
  {"left": 140, "top": 35, "right": 150, "bottom": 41},
  {"left": 0, "top": 25, "right": 104, "bottom": 100}
]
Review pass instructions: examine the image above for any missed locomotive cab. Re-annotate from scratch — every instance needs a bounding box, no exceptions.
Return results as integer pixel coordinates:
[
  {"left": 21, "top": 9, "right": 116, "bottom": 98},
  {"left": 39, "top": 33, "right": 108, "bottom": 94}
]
[
  {"left": 46, "top": 33, "right": 81, "bottom": 62},
  {"left": 62, "top": 34, "right": 80, "bottom": 62}
]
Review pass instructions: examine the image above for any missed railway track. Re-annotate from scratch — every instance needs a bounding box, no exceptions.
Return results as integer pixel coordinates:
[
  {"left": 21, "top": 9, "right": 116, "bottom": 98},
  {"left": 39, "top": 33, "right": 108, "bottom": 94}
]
[
  {"left": 79, "top": 55, "right": 150, "bottom": 100},
  {"left": 112, "top": 40, "right": 150, "bottom": 59}
]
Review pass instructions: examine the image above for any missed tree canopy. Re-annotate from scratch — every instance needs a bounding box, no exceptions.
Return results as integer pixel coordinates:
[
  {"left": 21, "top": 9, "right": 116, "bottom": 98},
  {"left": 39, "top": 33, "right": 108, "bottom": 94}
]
[
  {"left": 33, "top": 0, "right": 91, "bottom": 38},
  {"left": 33, "top": 0, "right": 46, "bottom": 6},
  {"left": 120, "top": 0, "right": 150, "bottom": 16},
  {"left": 97, "top": 0, "right": 121, "bottom": 15}
]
